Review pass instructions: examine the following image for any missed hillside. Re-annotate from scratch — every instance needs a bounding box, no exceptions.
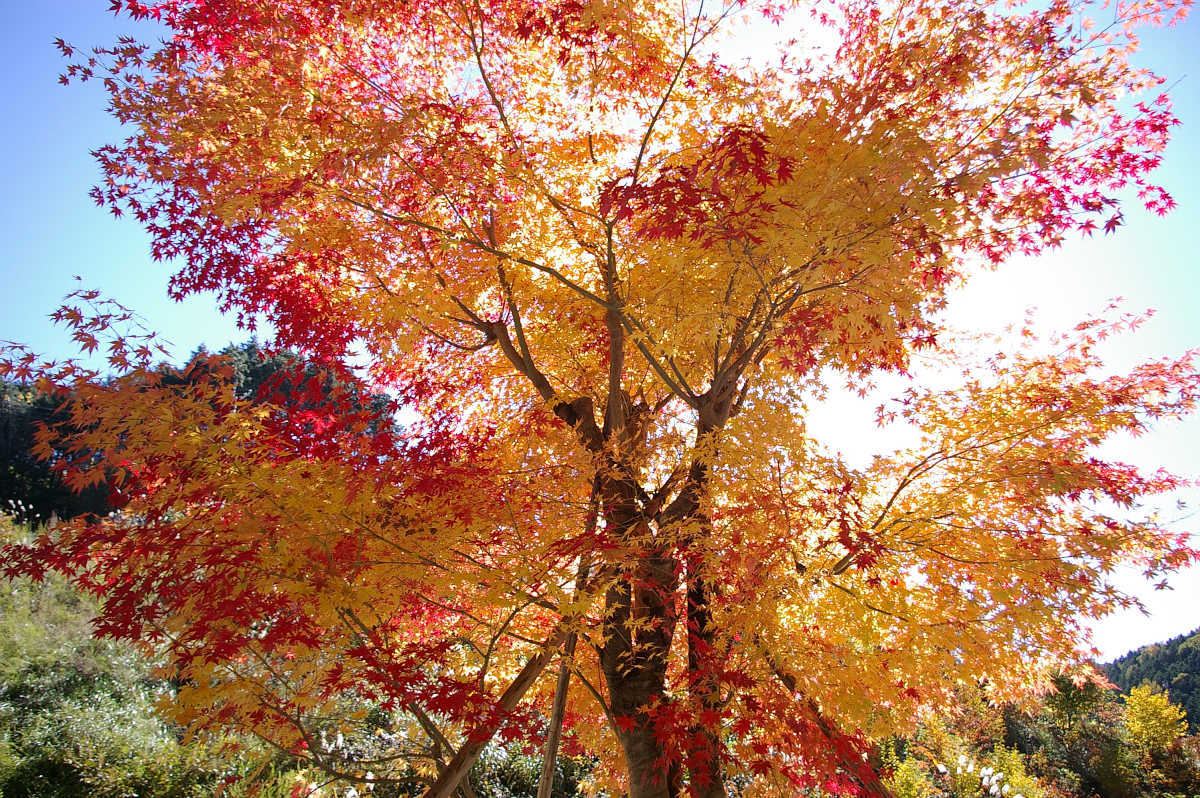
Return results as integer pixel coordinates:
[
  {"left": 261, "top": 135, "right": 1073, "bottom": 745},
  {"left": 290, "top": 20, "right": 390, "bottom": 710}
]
[{"left": 1105, "top": 626, "right": 1200, "bottom": 731}]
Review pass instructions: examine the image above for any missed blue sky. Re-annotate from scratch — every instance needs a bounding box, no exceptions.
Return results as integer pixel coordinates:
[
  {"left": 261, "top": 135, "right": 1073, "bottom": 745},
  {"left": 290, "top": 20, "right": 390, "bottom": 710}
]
[
  {"left": 1, "top": 0, "right": 1197, "bottom": 660},
  {"left": 0, "top": 0, "right": 250, "bottom": 361}
]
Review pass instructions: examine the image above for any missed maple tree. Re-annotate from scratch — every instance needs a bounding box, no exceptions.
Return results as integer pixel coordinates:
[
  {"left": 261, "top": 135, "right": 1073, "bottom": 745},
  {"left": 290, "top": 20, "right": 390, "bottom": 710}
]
[{"left": 3, "top": 0, "right": 1199, "bottom": 794}]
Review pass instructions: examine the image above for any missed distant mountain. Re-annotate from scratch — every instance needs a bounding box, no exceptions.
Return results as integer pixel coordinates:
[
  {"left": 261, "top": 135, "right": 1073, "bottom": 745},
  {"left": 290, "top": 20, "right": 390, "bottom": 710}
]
[{"left": 1104, "top": 626, "right": 1200, "bottom": 731}]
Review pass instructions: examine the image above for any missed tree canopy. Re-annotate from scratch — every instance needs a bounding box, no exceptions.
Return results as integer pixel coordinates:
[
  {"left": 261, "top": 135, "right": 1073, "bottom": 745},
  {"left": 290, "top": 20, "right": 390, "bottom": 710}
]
[{"left": 2, "top": 0, "right": 1198, "bottom": 795}]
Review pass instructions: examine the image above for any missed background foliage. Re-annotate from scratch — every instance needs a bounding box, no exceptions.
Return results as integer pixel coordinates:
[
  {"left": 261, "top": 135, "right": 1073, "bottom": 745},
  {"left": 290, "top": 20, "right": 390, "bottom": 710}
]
[
  {"left": 0, "top": 515, "right": 292, "bottom": 797},
  {"left": 1105, "top": 626, "right": 1200, "bottom": 730},
  {"left": 0, "top": 383, "right": 110, "bottom": 525}
]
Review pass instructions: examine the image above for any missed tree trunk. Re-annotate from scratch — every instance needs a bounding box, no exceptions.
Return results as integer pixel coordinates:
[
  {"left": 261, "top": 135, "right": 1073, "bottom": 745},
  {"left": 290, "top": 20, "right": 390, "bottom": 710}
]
[
  {"left": 594, "top": 397, "right": 738, "bottom": 795},
  {"left": 600, "top": 546, "right": 680, "bottom": 798},
  {"left": 538, "top": 553, "right": 592, "bottom": 798},
  {"left": 686, "top": 556, "right": 727, "bottom": 798},
  {"left": 536, "top": 634, "right": 576, "bottom": 798}
]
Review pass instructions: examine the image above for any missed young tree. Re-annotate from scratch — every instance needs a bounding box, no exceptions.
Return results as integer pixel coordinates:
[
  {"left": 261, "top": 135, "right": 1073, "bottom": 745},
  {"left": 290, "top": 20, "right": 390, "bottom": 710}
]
[
  {"left": 1125, "top": 684, "right": 1188, "bottom": 761},
  {"left": 3, "top": 0, "right": 1197, "bottom": 795},
  {"left": 1045, "top": 673, "right": 1107, "bottom": 740}
]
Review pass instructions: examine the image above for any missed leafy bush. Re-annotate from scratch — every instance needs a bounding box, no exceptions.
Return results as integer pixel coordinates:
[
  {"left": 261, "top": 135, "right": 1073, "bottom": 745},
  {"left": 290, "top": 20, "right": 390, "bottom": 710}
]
[{"left": 468, "top": 745, "right": 591, "bottom": 798}]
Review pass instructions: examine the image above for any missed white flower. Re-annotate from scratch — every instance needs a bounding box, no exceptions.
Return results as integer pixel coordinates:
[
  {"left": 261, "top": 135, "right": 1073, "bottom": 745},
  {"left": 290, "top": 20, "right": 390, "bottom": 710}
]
[
  {"left": 958, "top": 754, "right": 968, "bottom": 766},
  {"left": 1002, "top": 786, "right": 1011, "bottom": 795},
  {"left": 967, "top": 760, "right": 976, "bottom": 774},
  {"left": 936, "top": 763, "right": 948, "bottom": 774},
  {"left": 993, "top": 772, "right": 1004, "bottom": 782}
]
